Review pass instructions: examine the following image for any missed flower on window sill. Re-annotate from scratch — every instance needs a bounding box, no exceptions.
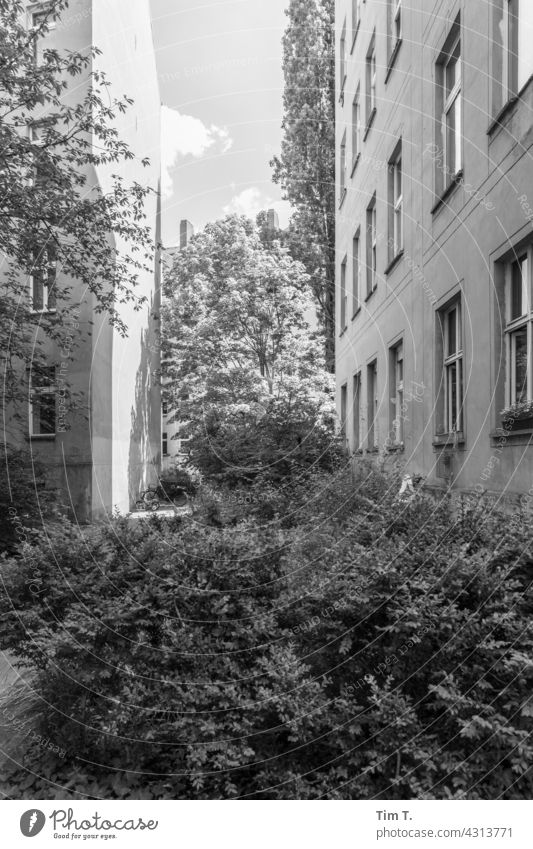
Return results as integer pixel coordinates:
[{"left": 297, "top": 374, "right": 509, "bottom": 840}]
[{"left": 500, "top": 400, "right": 533, "bottom": 421}]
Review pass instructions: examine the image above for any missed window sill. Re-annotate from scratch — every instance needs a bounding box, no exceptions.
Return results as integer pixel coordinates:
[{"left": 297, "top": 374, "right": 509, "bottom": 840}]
[
  {"left": 363, "top": 108, "right": 376, "bottom": 141},
  {"left": 351, "top": 306, "right": 362, "bottom": 321},
  {"left": 350, "top": 22, "right": 360, "bottom": 54},
  {"left": 432, "top": 432, "right": 465, "bottom": 448},
  {"left": 384, "top": 38, "right": 402, "bottom": 84},
  {"left": 366, "top": 447, "right": 380, "bottom": 455},
  {"left": 431, "top": 170, "right": 463, "bottom": 216},
  {"left": 339, "top": 188, "right": 347, "bottom": 209},
  {"left": 365, "top": 285, "right": 377, "bottom": 303},
  {"left": 30, "top": 308, "right": 57, "bottom": 316},
  {"left": 26, "top": 434, "right": 56, "bottom": 442},
  {"left": 351, "top": 152, "right": 361, "bottom": 177},
  {"left": 384, "top": 250, "right": 404, "bottom": 276}
]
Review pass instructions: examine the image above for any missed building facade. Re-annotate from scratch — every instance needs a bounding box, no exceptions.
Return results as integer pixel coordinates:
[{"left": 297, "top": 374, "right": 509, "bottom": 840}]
[
  {"left": 13, "top": 0, "right": 162, "bottom": 520},
  {"left": 336, "top": 0, "right": 533, "bottom": 501}
]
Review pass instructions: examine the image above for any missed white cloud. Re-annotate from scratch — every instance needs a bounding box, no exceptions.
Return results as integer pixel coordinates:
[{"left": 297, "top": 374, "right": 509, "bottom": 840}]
[
  {"left": 161, "top": 105, "right": 233, "bottom": 197},
  {"left": 223, "top": 188, "right": 292, "bottom": 227}
]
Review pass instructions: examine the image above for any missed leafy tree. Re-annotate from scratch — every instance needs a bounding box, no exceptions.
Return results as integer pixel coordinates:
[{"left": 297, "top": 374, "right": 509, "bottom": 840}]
[
  {"left": 271, "top": 0, "right": 336, "bottom": 370},
  {"left": 162, "top": 215, "right": 339, "bottom": 486},
  {"left": 0, "top": 0, "right": 154, "bottom": 407}
]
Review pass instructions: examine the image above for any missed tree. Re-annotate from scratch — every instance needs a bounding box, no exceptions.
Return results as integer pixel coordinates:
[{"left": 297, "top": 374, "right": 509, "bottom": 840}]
[
  {"left": 271, "top": 0, "right": 336, "bottom": 371},
  {"left": 0, "top": 0, "right": 154, "bottom": 408},
  {"left": 162, "top": 215, "right": 339, "bottom": 485}
]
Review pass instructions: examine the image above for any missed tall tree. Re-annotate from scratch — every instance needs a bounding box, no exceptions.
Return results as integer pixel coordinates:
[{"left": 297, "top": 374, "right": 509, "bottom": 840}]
[
  {"left": 271, "top": 0, "right": 336, "bottom": 371},
  {"left": 0, "top": 0, "right": 154, "bottom": 407},
  {"left": 162, "top": 215, "right": 338, "bottom": 485}
]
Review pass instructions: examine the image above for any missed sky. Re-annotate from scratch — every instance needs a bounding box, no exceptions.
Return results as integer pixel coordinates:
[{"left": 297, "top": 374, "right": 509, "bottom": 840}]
[{"left": 149, "top": 0, "right": 292, "bottom": 246}]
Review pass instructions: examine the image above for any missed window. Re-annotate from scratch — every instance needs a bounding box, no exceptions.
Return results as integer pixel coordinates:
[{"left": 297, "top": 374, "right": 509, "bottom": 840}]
[
  {"left": 353, "top": 372, "right": 361, "bottom": 450},
  {"left": 366, "top": 195, "right": 377, "bottom": 296},
  {"left": 366, "top": 35, "right": 377, "bottom": 128},
  {"left": 340, "top": 383, "right": 348, "bottom": 441},
  {"left": 340, "top": 130, "right": 347, "bottom": 201},
  {"left": 497, "top": 0, "right": 533, "bottom": 105},
  {"left": 352, "top": 87, "right": 361, "bottom": 166},
  {"left": 31, "top": 246, "right": 57, "bottom": 312},
  {"left": 388, "top": 142, "right": 403, "bottom": 260},
  {"left": 388, "top": 0, "right": 402, "bottom": 58},
  {"left": 438, "top": 300, "right": 464, "bottom": 434},
  {"left": 437, "top": 25, "right": 462, "bottom": 184},
  {"left": 352, "top": 229, "right": 360, "bottom": 314},
  {"left": 367, "top": 360, "right": 378, "bottom": 449},
  {"left": 162, "top": 432, "right": 168, "bottom": 456},
  {"left": 340, "top": 19, "right": 347, "bottom": 97},
  {"left": 162, "top": 401, "right": 168, "bottom": 417},
  {"left": 32, "top": 6, "right": 55, "bottom": 64},
  {"left": 352, "top": 0, "right": 361, "bottom": 44},
  {"left": 340, "top": 256, "right": 348, "bottom": 332},
  {"left": 389, "top": 342, "right": 404, "bottom": 444},
  {"left": 504, "top": 249, "right": 532, "bottom": 406},
  {"left": 29, "top": 367, "right": 56, "bottom": 437}
]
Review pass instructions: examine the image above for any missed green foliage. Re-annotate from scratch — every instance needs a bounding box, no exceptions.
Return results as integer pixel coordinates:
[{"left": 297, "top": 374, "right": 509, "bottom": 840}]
[
  {"left": 0, "top": 0, "right": 154, "bottom": 407},
  {"left": 162, "top": 215, "right": 340, "bottom": 487},
  {"left": 1, "top": 467, "right": 532, "bottom": 799},
  {"left": 272, "top": 0, "right": 335, "bottom": 369}
]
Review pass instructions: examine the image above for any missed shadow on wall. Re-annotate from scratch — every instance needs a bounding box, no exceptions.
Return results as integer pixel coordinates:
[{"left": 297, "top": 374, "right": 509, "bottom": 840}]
[{"left": 128, "top": 298, "right": 161, "bottom": 509}]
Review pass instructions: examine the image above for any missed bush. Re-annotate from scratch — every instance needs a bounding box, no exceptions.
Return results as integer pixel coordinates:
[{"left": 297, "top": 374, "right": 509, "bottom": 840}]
[{"left": 0, "top": 466, "right": 532, "bottom": 799}]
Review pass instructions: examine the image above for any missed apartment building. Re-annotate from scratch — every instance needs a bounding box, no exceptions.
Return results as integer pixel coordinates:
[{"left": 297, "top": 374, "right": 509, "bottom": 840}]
[
  {"left": 12, "top": 0, "right": 162, "bottom": 520},
  {"left": 336, "top": 0, "right": 533, "bottom": 501}
]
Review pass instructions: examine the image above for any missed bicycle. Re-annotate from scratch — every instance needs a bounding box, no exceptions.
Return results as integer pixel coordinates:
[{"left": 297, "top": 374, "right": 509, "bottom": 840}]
[{"left": 135, "top": 486, "right": 161, "bottom": 512}]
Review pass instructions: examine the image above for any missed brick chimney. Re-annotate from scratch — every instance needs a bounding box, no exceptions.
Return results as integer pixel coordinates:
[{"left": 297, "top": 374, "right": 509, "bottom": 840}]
[
  {"left": 180, "top": 219, "right": 194, "bottom": 248},
  {"left": 266, "top": 209, "right": 279, "bottom": 232}
]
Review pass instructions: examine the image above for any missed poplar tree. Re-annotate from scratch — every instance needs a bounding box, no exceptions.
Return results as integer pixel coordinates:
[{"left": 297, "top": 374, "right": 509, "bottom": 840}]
[{"left": 272, "top": 0, "right": 336, "bottom": 371}]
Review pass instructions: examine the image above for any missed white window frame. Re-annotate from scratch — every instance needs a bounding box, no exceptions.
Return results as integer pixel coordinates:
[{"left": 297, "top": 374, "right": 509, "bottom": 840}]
[
  {"left": 352, "top": 86, "right": 361, "bottom": 166},
  {"left": 392, "top": 0, "right": 402, "bottom": 46},
  {"left": 29, "top": 368, "right": 56, "bottom": 438},
  {"left": 442, "top": 301, "right": 464, "bottom": 434},
  {"left": 366, "top": 197, "right": 377, "bottom": 295},
  {"left": 340, "top": 383, "right": 348, "bottom": 441},
  {"left": 368, "top": 360, "right": 378, "bottom": 450},
  {"left": 391, "top": 147, "right": 403, "bottom": 257},
  {"left": 340, "top": 256, "right": 348, "bottom": 331},
  {"left": 352, "top": 0, "right": 361, "bottom": 44},
  {"left": 505, "top": 247, "right": 533, "bottom": 405},
  {"left": 352, "top": 229, "right": 360, "bottom": 315},
  {"left": 391, "top": 342, "right": 404, "bottom": 444},
  {"left": 340, "top": 130, "right": 347, "bottom": 200},
  {"left": 30, "top": 247, "right": 57, "bottom": 314},
  {"left": 442, "top": 32, "right": 462, "bottom": 178},
  {"left": 366, "top": 36, "right": 377, "bottom": 126},
  {"left": 340, "top": 19, "right": 347, "bottom": 96},
  {"left": 353, "top": 371, "right": 361, "bottom": 450}
]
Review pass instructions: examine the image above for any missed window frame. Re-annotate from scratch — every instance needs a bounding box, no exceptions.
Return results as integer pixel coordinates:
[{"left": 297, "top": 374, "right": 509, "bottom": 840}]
[
  {"left": 340, "top": 129, "right": 347, "bottom": 205},
  {"left": 340, "top": 383, "right": 348, "bottom": 442},
  {"left": 504, "top": 246, "right": 533, "bottom": 406},
  {"left": 352, "top": 228, "right": 361, "bottom": 316},
  {"left": 367, "top": 360, "right": 378, "bottom": 450},
  {"left": 388, "top": 141, "right": 403, "bottom": 262},
  {"left": 29, "top": 366, "right": 56, "bottom": 438},
  {"left": 340, "top": 255, "right": 348, "bottom": 332},
  {"left": 365, "top": 34, "right": 377, "bottom": 131},
  {"left": 352, "top": 85, "right": 361, "bottom": 169},
  {"left": 340, "top": 18, "right": 348, "bottom": 99},
  {"left": 366, "top": 195, "right": 377, "bottom": 297},
  {"left": 389, "top": 341, "right": 404, "bottom": 445},
  {"left": 352, "top": 0, "right": 362, "bottom": 48},
  {"left": 440, "top": 299, "right": 464, "bottom": 435},
  {"left": 30, "top": 245, "right": 58, "bottom": 314},
  {"left": 353, "top": 371, "right": 362, "bottom": 451}
]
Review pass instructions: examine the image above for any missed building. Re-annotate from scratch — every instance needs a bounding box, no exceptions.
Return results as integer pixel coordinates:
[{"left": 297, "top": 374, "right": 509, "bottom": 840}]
[
  {"left": 336, "top": 0, "right": 533, "bottom": 502},
  {"left": 11, "top": 0, "right": 162, "bottom": 520}
]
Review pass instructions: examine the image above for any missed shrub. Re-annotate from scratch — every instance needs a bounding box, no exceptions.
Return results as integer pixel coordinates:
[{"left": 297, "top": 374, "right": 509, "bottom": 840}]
[{"left": 0, "top": 467, "right": 532, "bottom": 799}]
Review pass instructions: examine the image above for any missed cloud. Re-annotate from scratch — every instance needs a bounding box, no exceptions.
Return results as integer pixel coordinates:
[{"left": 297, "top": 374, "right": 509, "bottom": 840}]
[
  {"left": 223, "top": 188, "right": 292, "bottom": 226},
  {"left": 161, "top": 105, "right": 233, "bottom": 197}
]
